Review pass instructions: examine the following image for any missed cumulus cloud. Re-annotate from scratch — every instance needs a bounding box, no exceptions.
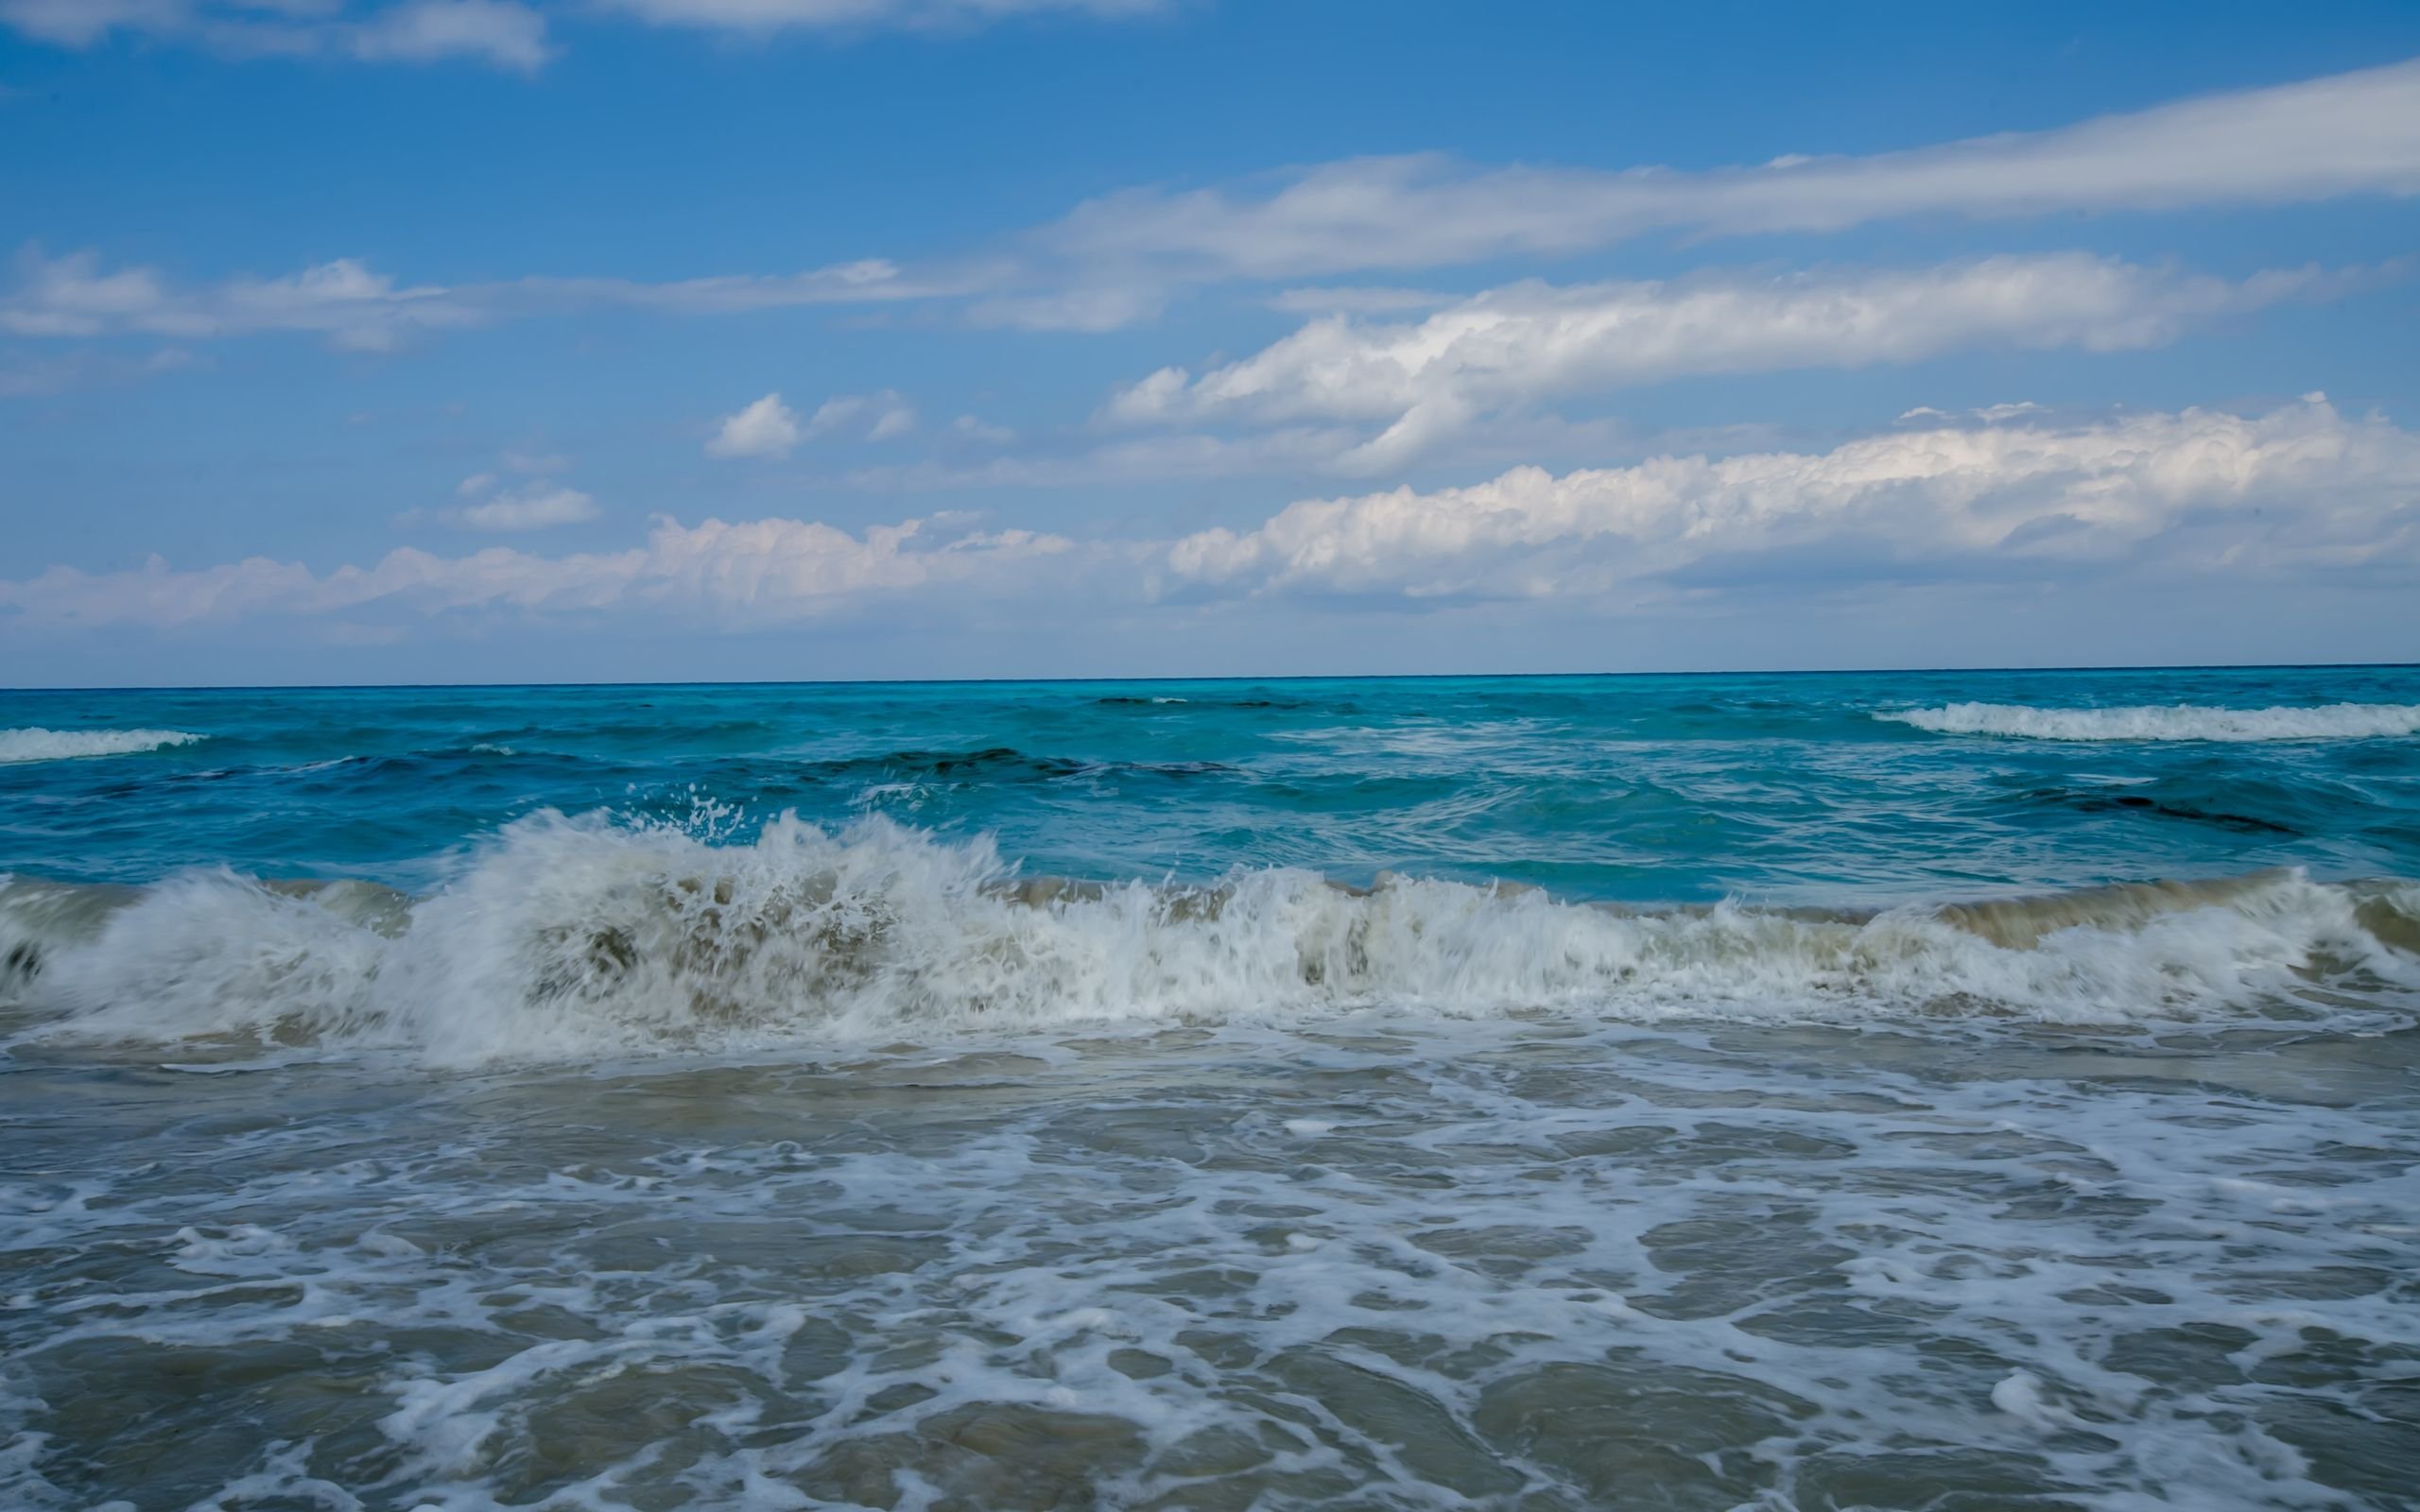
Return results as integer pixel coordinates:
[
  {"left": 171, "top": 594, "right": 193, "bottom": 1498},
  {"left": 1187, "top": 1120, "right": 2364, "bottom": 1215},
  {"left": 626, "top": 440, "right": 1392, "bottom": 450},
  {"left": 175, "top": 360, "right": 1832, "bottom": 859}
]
[
  {"left": 0, "top": 247, "right": 975, "bottom": 352},
  {"left": 1041, "top": 57, "right": 2420, "bottom": 282},
  {"left": 1106, "top": 255, "right": 2351, "bottom": 472},
  {"left": 598, "top": 0, "right": 1166, "bottom": 36},
  {"left": 1162, "top": 397, "right": 2420, "bottom": 603},
  {"left": 0, "top": 0, "right": 551, "bottom": 70},
  {"left": 11, "top": 400, "right": 2416, "bottom": 641},
  {"left": 706, "top": 393, "right": 804, "bottom": 459},
  {"left": 0, "top": 513, "right": 1080, "bottom": 630}
]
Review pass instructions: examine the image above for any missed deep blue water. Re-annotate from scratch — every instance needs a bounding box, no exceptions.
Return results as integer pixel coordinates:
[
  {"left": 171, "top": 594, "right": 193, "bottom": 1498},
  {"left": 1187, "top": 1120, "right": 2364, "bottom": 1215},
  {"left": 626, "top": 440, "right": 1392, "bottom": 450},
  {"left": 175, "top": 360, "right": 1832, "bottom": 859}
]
[{"left": 6, "top": 666, "right": 2418, "bottom": 903}]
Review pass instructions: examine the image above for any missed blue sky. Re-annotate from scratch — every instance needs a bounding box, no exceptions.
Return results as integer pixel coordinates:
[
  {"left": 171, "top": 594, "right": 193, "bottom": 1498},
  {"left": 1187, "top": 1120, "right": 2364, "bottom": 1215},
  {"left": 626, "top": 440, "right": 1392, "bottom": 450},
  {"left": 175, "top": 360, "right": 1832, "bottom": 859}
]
[{"left": 4, "top": 0, "right": 2418, "bottom": 685}]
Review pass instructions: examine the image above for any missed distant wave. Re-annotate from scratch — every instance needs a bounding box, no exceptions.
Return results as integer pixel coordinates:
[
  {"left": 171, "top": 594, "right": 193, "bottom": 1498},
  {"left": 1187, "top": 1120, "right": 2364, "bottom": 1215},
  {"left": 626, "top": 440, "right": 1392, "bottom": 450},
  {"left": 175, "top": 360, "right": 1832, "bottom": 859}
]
[
  {"left": 1880, "top": 702, "right": 2420, "bottom": 742},
  {"left": 0, "top": 728, "right": 203, "bottom": 764},
  {"left": 5, "top": 812, "right": 2414, "bottom": 1062}
]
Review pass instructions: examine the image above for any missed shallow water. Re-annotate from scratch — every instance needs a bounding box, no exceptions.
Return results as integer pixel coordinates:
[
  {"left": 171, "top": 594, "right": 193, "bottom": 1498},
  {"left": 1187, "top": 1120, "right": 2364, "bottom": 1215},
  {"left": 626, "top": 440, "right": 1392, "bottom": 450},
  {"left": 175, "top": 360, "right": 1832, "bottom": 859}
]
[
  {"left": 4, "top": 669, "right": 2418, "bottom": 1508},
  {"left": 9, "top": 1021, "right": 2417, "bottom": 1510}
]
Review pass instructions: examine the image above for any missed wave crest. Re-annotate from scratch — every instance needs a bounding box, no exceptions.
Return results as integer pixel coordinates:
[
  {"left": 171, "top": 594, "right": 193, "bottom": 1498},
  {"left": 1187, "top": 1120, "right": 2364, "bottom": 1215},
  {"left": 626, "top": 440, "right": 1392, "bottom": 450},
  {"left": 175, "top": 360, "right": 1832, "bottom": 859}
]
[
  {"left": 0, "top": 728, "right": 204, "bottom": 764},
  {"left": 5, "top": 813, "right": 2415, "bottom": 1061},
  {"left": 1879, "top": 701, "right": 2420, "bottom": 742}
]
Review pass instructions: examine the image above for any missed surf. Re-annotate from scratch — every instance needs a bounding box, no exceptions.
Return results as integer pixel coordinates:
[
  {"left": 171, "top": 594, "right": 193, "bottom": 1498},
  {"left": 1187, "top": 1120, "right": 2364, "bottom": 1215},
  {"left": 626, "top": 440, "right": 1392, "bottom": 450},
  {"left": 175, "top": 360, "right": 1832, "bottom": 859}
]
[
  {"left": 0, "top": 728, "right": 204, "bottom": 764},
  {"left": 1879, "top": 701, "right": 2420, "bottom": 741},
  {"left": 6, "top": 810, "right": 2414, "bottom": 1062}
]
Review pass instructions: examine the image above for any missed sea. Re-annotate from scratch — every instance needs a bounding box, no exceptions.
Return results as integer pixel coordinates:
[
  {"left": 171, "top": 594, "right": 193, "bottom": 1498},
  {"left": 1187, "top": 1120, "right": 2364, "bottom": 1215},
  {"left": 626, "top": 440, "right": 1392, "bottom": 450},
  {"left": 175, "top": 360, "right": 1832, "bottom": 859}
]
[{"left": 3, "top": 666, "right": 2418, "bottom": 1511}]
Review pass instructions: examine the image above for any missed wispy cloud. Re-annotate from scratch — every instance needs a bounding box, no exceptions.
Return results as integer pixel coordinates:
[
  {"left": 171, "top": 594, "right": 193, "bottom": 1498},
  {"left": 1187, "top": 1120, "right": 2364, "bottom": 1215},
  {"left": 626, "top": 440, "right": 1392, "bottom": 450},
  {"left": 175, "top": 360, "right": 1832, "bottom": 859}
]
[
  {"left": 10, "top": 59, "right": 2415, "bottom": 350},
  {"left": 0, "top": 247, "right": 987, "bottom": 352},
  {"left": 1037, "top": 57, "right": 2420, "bottom": 283},
  {"left": 704, "top": 388, "right": 918, "bottom": 458},
  {"left": 596, "top": 0, "right": 1168, "bottom": 38},
  {"left": 449, "top": 480, "right": 598, "bottom": 532},
  {"left": 0, "top": 0, "right": 551, "bottom": 71},
  {"left": 0, "top": 345, "right": 197, "bottom": 398},
  {"left": 809, "top": 388, "right": 918, "bottom": 441},
  {"left": 2, "top": 514, "right": 1083, "bottom": 629},
  {"left": 1104, "top": 254, "right": 2359, "bottom": 472}
]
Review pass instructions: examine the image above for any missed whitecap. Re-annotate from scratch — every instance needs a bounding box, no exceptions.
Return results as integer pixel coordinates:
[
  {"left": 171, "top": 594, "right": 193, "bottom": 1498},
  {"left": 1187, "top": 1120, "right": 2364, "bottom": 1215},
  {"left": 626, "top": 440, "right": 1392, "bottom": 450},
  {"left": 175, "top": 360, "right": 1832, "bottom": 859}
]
[
  {"left": 1879, "top": 701, "right": 2420, "bottom": 742},
  {"left": 6, "top": 813, "right": 2414, "bottom": 1062},
  {"left": 0, "top": 728, "right": 204, "bottom": 764}
]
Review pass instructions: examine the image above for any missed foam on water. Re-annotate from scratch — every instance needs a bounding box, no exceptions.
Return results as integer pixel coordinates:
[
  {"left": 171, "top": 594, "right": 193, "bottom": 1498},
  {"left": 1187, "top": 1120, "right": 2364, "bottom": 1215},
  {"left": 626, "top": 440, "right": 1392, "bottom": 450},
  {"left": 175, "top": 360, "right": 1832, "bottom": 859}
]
[
  {"left": 5, "top": 810, "right": 2416, "bottom": 1062},
  {"left": 0, "top": 727, "right": 203, "bottom": 764},
  {"left": 1880, "top": 701, "right": 2420, "bottom": 742},
  {"left": 6, "top": 1018, "right": 2416, "bottom": 1510}
]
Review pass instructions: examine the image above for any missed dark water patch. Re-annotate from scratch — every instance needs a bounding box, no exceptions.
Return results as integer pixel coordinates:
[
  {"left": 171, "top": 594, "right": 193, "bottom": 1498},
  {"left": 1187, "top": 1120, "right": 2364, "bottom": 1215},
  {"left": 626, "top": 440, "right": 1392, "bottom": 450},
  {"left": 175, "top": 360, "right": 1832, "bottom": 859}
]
[
  {"left": 2066, "top": 792, "right": 2300, "bottom": 835},
  {"left": 2004, "top": 773, "right": 2333, "bottom": 838},
  {"left": 796, "top": 747, "right": 1239, "bottom": 786}
]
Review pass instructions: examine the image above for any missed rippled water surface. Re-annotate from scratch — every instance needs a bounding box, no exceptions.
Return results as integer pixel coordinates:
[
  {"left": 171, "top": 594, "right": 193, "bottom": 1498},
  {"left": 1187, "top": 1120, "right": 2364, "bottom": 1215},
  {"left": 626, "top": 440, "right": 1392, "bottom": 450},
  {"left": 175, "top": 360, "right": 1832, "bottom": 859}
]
[{"left": 4, "top": 668, "right": 2418, "bottom": 1508}]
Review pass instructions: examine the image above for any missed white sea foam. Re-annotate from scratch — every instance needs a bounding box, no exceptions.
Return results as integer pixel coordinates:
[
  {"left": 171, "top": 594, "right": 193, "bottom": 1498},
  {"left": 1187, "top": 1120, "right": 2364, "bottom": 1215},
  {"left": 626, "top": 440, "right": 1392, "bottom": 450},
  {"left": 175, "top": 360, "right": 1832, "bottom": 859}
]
[
  {"left": 6, "top": 813, "right": 2415, "bottom": 1061},
  {"left": 9, "top": 1016, "right": 2414, "bottom": 1509},
  {"left": 1879, "top": 701, "right": 2420, "bottom": 742},
  {"left": 0, "top": 728, "right": 203, "bottom": 764}
]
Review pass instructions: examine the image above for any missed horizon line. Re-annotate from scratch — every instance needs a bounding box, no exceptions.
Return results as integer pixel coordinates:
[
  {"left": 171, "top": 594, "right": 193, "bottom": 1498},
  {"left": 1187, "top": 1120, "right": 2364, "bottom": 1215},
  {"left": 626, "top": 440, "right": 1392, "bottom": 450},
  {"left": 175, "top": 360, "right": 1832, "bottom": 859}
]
[{"left": 3, "top": 660, "right": 2415, "bottom": 696}]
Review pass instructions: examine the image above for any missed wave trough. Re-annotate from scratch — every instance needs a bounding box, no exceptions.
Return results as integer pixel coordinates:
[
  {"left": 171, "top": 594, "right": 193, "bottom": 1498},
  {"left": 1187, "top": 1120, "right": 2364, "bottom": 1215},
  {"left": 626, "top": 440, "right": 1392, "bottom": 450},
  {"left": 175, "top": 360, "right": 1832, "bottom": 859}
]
[
  {"left": 0, "top": 727, "right": 204, "bottom": 764},
  {"left": 1879, "top": 701, "right": 2420, "bottom": 742},
  {"left": 6, "top": 812, "right": 2414, "bottom": 1061}
]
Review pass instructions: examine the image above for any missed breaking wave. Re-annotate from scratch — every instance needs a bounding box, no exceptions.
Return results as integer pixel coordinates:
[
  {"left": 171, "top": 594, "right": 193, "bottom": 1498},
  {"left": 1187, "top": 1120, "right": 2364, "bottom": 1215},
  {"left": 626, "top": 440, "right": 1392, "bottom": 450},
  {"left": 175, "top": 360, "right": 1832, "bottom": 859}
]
[
  {"left": 4, "top": 812, "right": 2415, "bottom": 1062},
  {"left": 0, "top": 728, "right": 204, "bottom": 765},
  {"left": 1879, "top": 701, "right": 2420, "bottom": 742}
]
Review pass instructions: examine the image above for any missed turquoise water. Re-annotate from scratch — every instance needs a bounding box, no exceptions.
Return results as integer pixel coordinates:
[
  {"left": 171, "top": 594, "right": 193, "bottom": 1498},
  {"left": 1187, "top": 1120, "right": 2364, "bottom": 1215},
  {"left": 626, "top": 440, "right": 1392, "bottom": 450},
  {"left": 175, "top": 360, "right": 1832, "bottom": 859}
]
[
  {"left": 6, "top": 668, "right": 2420, "bottom": 1510},
  {"left": 8, "top": 665, "right": 2420, "bottom": 900}
]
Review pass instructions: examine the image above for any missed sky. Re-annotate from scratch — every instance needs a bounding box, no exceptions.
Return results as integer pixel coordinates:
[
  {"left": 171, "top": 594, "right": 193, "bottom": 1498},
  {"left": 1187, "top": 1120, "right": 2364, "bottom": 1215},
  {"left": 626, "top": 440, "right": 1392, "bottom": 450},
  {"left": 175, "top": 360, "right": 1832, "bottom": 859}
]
[{"left": 3, "top": 1, "right": 2418, "bottom": 686}]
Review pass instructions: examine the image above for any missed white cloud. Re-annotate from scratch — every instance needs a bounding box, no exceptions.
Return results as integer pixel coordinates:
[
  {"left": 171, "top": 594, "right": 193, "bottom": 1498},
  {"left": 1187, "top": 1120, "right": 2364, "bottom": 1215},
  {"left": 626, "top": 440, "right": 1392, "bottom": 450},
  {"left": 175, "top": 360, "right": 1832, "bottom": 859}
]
[
  {"left": 0, "top": 247, "right": 977, "bottom": 351},
  {"left": 1163, "top": 397, "right": 2420, "bottom": 603},
  {"left": 705, "top": 389, "right": 918, "bottom": 458},
  {"left": 349, "top": 0, "right": 550, "bottom": 69},
  {"left": 706, "top": 392, "right": 804, "bottom": 459},
  {"left": 1106, "top": 254, "right": 2346, "bottom": 472},
  {"left": 1040, "top": 58, "right": 2420, "bottom": 282},
  {"left": 9, "top": 401, "right": 2416, "bottom": 639},
  {"left": 7, "top": 59, "right": 2409, "bottom": 355},
  {"left": 452, "top": 482, "right": 597, "bottom": 532},
  {"left": 1, "top": 0, "right": 197, "bottom": 46},
  {"left": 806, "top": 388, "right": 918, "bottom": 441},
  {"left": 0, "top": 513, "right": 1080, "bottom": 629},
  {"left": 598, "top": 0, "right": 1165, "bottom": 37},
  {"left": 0, "top": 0, "right": 550, "bottom": 69}
]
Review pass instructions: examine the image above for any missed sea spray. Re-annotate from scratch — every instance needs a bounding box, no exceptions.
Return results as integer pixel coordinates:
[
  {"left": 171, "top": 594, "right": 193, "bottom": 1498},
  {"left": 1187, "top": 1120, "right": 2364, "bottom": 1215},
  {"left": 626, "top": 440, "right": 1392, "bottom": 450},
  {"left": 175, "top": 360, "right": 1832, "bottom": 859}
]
[{"left": 7, "top": 811, "right": 2415, "bottom": 1060}]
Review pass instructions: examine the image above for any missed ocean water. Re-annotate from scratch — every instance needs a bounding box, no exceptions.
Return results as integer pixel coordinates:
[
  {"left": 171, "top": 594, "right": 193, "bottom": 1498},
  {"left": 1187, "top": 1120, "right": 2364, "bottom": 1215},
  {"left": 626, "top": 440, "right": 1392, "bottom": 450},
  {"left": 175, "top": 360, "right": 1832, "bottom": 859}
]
[{"left": 3, "top": 666, "right": 2418, "bottom": 1510}]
